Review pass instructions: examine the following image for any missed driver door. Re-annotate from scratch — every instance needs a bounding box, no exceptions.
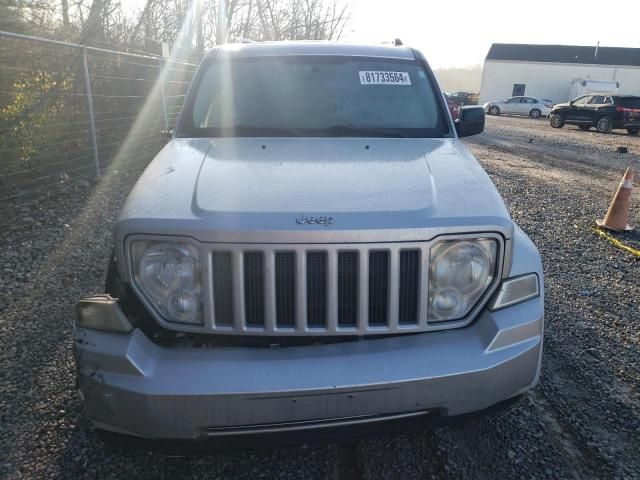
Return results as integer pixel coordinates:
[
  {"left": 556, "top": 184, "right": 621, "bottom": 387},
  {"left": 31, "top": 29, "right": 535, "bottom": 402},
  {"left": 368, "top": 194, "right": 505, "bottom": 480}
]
[
  {"left": 565, "top": 95, "right": 591, "bottom": 123},
  {"left": 503, "top": 97, "right": 522, "bottom": 114},
  {"left": 585, "top": 95, "right": 606, "bottom": 123}
]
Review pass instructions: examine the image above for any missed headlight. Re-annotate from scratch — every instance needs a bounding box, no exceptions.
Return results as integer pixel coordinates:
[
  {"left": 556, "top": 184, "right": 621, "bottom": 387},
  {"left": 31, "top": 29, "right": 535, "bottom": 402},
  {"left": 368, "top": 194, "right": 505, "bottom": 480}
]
[
  {"left": 131, "top": 240, "right": 203, "bottom": 325},
  {"left": 429, "top": 238, "right": 498, "bottom": 321}
]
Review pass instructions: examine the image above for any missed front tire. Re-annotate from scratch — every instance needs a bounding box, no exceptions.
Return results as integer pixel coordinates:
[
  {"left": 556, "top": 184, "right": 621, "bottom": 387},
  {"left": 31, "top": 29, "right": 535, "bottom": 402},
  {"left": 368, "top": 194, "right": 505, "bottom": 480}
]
[
  {"left": 596, "top": 116, "right": 612, "bottom": 134},
  {"left": 489, "top": 106, "right": 500, "bottom": 115},
  {"left": 627, "top": 127, "right": 639, "bottom": 135},
  {"left": 530, "top": 109, "right": 541, "bottom": 119},
  {"left": 550, "top": 113, "right": 564, "bottom": 128}
]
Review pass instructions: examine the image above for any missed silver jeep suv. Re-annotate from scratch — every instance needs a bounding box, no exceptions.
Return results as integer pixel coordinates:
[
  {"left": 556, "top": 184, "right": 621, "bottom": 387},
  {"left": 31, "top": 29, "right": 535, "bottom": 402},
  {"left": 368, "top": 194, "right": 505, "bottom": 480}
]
[{"left": 74, "top": 41, "right": 543, "bottom": 443}]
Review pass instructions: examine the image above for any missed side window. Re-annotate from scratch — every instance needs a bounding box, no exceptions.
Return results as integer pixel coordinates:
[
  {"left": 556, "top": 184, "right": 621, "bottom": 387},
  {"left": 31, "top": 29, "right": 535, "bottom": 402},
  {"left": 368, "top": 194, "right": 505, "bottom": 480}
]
[
  {"left": 573, "top": 96, "right": 589, "bottom": 106},
  {"left": 507, "top": 97, "right": 521, "bottom": 103},
  {"left": 588, "top": 95, "right": 604, "bottom": 104},
  {"left": 603, "top": 97, "right": 613, "bottom": 104}
]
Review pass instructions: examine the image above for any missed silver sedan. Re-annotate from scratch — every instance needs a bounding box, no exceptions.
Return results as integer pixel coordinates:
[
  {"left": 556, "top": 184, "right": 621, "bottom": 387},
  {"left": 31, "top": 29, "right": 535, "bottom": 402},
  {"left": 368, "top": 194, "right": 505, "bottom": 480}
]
[{"left": 484, "top": 96, "right": 553, "bottom": 118}]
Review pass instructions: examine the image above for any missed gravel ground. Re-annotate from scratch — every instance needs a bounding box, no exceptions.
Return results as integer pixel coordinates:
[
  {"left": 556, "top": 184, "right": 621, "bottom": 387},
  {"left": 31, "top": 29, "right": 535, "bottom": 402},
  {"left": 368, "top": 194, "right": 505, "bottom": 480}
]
[{"left": 1, "top": 115, "right": 639, "bottom": 479}]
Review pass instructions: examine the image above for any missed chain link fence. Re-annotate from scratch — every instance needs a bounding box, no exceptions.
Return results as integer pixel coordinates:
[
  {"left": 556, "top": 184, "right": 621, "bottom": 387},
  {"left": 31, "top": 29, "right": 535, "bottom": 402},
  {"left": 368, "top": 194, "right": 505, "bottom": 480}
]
[{"left": 0, "top": 31, "right": 198, "bottom": 223}]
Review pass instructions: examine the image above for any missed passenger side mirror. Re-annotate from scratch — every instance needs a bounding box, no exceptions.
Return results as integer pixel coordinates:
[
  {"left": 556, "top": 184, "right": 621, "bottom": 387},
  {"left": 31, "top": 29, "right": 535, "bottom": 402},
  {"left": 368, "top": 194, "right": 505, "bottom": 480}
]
[
  {"left": 455, "top": 106, "right": 485, "bottom": 137},
  {"left": 569, "top": 101, "right": 574, "bottom": 106}
]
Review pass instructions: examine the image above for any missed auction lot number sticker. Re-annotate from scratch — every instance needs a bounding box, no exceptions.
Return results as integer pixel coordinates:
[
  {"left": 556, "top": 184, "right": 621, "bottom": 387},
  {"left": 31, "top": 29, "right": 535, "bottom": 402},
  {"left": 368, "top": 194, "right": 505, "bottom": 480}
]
[{"left": 359, "top": 71, "right": 411, "bottom": 85}]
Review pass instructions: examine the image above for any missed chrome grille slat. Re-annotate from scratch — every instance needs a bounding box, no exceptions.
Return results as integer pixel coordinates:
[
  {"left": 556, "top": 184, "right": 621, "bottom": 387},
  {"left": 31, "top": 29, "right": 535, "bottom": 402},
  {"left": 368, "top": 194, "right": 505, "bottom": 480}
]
[
  {"left": 388, "top": 250, "right": 400, "bottom": 330},
  {"left": 357, "top": 247, "right": 369, "bottom": 331},
  {"left": 295, "top": 251, "right": 307, "bottom": 332},
  {"left": 231, "top": 251, "right": 245, "bottom": 330},
  {"left": 264, "top": 251, "right": 276, "bottom": 332},
  {"left": 418, "top": 248, "right": 430, "bottom": 328},
  {"left": 327, "top": 251, "right": 339, "bottom": 332}
]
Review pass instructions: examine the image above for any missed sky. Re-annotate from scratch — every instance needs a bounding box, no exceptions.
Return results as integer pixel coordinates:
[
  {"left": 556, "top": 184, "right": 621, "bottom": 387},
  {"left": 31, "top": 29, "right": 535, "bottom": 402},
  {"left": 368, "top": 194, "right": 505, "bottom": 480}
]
[{"left": 343, "top": 0, "right": 640, "bottom": 68}]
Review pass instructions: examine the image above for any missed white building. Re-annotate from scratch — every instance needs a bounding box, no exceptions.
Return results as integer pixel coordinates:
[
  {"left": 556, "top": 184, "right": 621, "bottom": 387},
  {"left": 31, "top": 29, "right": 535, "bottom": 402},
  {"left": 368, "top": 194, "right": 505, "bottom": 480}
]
[{"left": 479, "top": 43, "right": 640, "bottom": 105}]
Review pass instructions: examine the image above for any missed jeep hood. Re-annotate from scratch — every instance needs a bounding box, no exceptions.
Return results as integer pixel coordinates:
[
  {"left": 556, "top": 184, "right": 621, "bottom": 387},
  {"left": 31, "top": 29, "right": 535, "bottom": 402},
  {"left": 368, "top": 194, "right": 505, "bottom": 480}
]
[{"left": 117, "top": 138, "right": 513, "bottom": 243}]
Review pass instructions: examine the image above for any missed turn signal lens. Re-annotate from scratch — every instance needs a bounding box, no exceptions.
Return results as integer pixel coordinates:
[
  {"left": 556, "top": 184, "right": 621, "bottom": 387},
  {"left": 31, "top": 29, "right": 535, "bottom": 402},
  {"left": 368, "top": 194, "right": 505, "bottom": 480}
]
[{"left": 489, "top": 273, "right": 539, "bottom": 311}]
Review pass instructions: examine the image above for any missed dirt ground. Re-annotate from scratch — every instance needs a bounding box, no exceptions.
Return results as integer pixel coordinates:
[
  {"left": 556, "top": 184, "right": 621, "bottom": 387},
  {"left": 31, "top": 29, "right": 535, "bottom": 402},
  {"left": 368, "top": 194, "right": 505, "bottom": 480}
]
[{"left": 1, "top": 115, "right": 638, "bottom": 479}]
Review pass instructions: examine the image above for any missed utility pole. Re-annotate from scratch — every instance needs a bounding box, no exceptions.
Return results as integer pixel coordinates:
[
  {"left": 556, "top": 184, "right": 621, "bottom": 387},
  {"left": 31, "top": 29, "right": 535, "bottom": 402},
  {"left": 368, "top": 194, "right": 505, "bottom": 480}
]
[{"left": 217, "top": 0, "right": 227, "bottom": 44}]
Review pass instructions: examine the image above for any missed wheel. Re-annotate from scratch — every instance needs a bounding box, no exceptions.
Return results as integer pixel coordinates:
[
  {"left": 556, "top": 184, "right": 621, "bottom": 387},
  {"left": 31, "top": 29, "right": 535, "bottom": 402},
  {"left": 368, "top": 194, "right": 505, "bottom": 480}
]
[
  {"left": 627, "top": 127, "right": 639, "bottom": 135},
  {"left": 596, "top": 116, "right": 612, "bottom": 134},
  {"left": 550, "top": 113, "right": 564, "bottom": 128},
  {"left": 530, "top": 109, "right": 541, "bottom": 119},
  {"left": 579, "top": 126, "right": 591, "bottom": 131},
  {"left": 489, "top": 106, "right": 500, "bottom": 115}
]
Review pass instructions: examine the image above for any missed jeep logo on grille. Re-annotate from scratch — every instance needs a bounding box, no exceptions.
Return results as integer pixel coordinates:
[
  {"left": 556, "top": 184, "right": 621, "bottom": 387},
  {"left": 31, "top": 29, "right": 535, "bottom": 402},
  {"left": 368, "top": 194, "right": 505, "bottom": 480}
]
[{"left": 296, "top": 213, "right": 335, "bottom": 226}]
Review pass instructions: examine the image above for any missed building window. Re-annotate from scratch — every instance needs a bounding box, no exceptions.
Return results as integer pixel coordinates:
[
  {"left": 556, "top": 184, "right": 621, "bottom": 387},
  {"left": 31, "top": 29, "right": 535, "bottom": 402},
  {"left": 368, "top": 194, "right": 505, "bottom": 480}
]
[{"left": 512, "top": 84, "right": 526, "bottom": 96}]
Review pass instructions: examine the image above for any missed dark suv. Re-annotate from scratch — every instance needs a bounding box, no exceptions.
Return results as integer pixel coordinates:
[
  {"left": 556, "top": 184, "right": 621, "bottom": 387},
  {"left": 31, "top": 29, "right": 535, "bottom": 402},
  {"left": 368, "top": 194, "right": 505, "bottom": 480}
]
[
  {"left": 549, "top": 94, "right": 640, "bottom": 134},
  {"left": 448, "top": 91, "right": 479, "bottom": 106}
]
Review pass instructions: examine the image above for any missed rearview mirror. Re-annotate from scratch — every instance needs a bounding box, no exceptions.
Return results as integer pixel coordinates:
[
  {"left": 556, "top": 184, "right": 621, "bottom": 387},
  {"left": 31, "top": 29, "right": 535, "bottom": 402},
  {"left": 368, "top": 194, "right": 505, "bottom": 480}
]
[
  {"left": 161, "top": 129, "right": 174, "bottom": 139},
  {"left": 455, "top": 106, "right": 485, "bottom": 137}
]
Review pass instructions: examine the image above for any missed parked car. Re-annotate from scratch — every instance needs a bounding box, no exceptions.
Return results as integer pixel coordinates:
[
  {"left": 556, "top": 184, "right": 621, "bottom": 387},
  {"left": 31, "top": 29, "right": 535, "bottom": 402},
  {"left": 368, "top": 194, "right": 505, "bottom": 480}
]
[
  {"left": 448, "top": 91, "right": 479, "bottom": 106},
  {"left": 483, "top": 96, "right": 553, "bottom": 118},
  {"left": 549, "top": 94, "right": 640, "bottom": 134},
  {"left": 444, "top": 93, "right": 459, "bottom": 120},
  {"left": 74, "top": 41, "right": 544, "bottom": 444}
]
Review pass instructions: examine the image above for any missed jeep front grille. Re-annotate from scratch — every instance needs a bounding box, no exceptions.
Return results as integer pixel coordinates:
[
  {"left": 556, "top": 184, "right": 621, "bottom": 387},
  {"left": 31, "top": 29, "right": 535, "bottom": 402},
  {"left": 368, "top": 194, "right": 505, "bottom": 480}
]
[
  {"left": 208, "top": 244, "right": 429, "bottom": 335},
  {"left": 126, "top": 235, "right": 505, "bottom": 336}
]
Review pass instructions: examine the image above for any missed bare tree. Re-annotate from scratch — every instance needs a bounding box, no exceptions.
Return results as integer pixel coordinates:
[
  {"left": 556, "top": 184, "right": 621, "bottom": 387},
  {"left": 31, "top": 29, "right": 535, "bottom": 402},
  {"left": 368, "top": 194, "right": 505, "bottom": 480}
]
[
  {"left": 61, "top": 0, "right": 70, "bottom": 26},
  {"left": 5, "top": 0, "right": 350, "bottom": 55}
]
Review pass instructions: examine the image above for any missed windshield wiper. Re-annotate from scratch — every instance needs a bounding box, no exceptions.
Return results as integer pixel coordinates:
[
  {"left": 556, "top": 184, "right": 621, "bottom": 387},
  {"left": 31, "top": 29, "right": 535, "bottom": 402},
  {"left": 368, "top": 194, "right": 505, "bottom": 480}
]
[{"left": 321, "top": 124, "right": 410, "bottom": 138}]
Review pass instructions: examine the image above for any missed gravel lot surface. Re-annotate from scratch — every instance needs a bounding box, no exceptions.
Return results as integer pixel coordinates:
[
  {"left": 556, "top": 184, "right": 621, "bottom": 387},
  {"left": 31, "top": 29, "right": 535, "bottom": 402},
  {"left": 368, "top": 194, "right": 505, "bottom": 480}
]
[{"left": 1, "top": 115, "right": 639, "bottom": 479}]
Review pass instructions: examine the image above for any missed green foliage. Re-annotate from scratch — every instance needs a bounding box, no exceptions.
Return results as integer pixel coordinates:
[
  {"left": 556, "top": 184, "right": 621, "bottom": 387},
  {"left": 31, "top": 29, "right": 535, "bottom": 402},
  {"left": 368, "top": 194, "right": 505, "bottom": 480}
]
[{"left": 0, "top": 68, "right": 82, "bottom": 168}]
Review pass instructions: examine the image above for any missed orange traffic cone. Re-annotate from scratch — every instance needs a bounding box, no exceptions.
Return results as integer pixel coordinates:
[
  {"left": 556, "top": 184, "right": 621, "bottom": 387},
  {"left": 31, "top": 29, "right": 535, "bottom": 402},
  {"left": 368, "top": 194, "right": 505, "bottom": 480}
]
[{"left": 596, "top": 168, "right": 634, "bottom": 231}]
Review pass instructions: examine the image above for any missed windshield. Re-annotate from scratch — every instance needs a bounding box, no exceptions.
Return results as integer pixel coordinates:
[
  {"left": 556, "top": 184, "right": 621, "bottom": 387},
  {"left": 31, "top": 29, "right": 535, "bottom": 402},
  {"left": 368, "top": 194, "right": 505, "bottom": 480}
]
[{"left": 178, "top": 55, "right": 450, "bottom": 138}]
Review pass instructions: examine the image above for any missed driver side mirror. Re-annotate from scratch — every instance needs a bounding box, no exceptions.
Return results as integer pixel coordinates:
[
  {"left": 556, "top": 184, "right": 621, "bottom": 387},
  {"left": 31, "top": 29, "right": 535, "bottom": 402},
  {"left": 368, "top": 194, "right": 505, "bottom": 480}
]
[
  {"left": 569, "top": 101, "right": 574, "bottom": 106},
  {"left": 455, "top": 106, "right": 485, "bottom": 137}
]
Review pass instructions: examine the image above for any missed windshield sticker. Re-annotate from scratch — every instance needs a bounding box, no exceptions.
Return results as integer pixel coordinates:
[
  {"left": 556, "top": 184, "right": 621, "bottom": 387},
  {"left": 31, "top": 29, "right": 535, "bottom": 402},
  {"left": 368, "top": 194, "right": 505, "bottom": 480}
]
[{"left": 359, "top": 71, "right": 411, "bottom": 85}]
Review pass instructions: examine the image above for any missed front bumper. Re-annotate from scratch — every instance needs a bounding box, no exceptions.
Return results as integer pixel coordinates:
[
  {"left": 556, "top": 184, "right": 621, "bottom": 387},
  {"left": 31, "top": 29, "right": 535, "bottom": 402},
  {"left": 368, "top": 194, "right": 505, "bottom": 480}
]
[{"left": 74, "top": 295, "right": 543, "bottom": 441}]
